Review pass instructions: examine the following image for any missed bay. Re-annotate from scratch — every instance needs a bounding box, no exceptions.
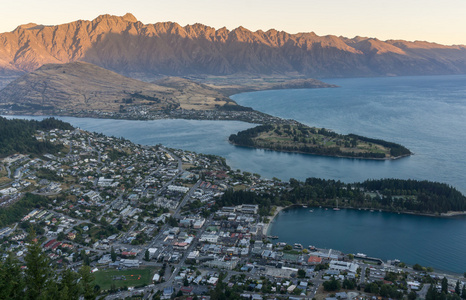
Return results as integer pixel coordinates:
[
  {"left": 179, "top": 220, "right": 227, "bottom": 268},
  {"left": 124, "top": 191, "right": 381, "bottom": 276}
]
[
  {"left": 2, "top": 116, "right": 256, "bottom": 160},
  {"left": 268, "top": 207, "right": 466, "bottom": 274}
]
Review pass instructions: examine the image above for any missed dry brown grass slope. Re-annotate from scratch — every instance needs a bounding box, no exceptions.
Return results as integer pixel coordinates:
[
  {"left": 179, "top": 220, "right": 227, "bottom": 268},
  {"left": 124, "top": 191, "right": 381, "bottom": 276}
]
[{"left": 0, "top": 62, "right": 179, "bottom": 113}]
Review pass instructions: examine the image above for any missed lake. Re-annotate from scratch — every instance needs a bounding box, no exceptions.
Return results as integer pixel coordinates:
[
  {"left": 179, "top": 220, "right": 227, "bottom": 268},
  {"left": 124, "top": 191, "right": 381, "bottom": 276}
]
[
  {"left": 5, "top": 74, "right": 466, "bottom": 273},
  {"left": 10, "top": 75, "right": 466, "bottom": 193},
  {"left": 267, "top": 207, "right": 466, "bottom": 274},
  {"left": 232, "top": 74, "right": 466, "bottom": 194}
]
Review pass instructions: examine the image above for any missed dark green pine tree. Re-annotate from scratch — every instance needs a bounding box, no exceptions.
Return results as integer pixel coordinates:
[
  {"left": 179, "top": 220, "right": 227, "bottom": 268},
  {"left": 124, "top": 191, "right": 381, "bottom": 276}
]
[
  {"left": 111, "top": 246, "right": 117, "bottom": 262},
  {"left": 456, "top": 280, "right": 461, "bottom": 295},
  {"left": 408, "top": 291, "right": 417, "bottom": 300},
  {"left": 0, "top": 254, "right": 25, "bottom": 299},
  {"left": 426, "top": 284, "right": 438, "bottom": 300},
  {"left": 442, "top": 277, "right": 449, "bottom": 294},
  {"left": 59, "top": 268, "right": 81, "bottom": 300},
  {"left": 462, "top": 285, "right": 466, "bottom": 299},
  {"left": 78, "top": 265, "right": 96, "bottom": 300},
  {"left": 24, "top": 231, "right": 52, "bottom": 300}
]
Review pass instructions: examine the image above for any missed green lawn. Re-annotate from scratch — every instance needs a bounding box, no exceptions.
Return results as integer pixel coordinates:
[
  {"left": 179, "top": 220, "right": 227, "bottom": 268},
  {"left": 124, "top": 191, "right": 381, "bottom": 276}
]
[
  {"left": 93, "top": 267, "right": 155, "bottom": 291},
  {"left": 283, "top": 249, "right": 302, "bottom": 255}
]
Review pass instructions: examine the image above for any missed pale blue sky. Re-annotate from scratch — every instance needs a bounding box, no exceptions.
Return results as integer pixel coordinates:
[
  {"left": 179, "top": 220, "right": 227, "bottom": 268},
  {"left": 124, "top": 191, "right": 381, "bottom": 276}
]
[{"left": 1, "top": 0, "right": 465, "bottom": 45}]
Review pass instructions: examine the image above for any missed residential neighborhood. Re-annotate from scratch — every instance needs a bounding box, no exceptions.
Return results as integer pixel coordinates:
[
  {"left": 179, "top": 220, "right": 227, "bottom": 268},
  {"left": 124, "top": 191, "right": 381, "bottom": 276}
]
[{"left": 0, "top": 126, "right": 465, "bottom": 300}]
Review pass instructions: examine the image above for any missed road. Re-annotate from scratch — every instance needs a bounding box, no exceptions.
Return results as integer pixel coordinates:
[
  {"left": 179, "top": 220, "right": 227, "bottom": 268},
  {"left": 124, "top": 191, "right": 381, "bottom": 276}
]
[
  {"left": 157, "top": 214, "right": 214, "bottom": 291},
  {"left": 6, "top": 163, "right": 11, "bottom": 178},
  {"left": 174, "top": 180, "right": 201, "bottom": 218},
  {"left": 360, "top": 265, "right": 367, "bottom": 284}
]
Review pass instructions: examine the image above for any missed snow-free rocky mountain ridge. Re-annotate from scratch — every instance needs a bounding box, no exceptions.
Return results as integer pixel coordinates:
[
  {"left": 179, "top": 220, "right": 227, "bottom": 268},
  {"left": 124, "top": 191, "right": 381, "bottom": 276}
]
[{"left": 1, "top": 13, "right": 466, "bottom": 78}]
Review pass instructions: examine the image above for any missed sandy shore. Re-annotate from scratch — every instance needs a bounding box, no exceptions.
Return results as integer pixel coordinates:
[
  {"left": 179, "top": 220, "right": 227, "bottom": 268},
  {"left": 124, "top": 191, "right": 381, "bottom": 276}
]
[{"left": 262, "top": 206, "right": 286, "bottom": 235}]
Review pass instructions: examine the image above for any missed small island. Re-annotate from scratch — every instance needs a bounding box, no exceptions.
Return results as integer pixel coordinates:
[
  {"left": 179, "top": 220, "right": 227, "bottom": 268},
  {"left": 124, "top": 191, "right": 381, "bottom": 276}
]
[{"left": 229, "top": 124, "right": 412, "bottom": 159}]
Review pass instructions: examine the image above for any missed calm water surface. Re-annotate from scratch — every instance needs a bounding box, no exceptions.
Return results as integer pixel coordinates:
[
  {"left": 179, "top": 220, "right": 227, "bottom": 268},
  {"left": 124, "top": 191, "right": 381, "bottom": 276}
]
[
  {"left": 232, "top": 75, "right": 466, "bottom": 194},
  {"left": 268, "top": 207, "right": 466, "bottom": 274}
]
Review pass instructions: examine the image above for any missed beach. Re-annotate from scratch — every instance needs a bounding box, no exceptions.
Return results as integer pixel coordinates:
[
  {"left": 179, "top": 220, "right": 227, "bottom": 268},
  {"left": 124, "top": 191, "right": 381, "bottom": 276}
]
[{"left": 262, "top": 206, "right": 286, "bottom": 235}]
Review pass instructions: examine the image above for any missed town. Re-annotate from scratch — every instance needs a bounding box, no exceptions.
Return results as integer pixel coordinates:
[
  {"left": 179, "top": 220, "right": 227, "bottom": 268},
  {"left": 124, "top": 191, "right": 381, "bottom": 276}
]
[{"left": 0, "top": 125, "right": 465, "bottom": 300}]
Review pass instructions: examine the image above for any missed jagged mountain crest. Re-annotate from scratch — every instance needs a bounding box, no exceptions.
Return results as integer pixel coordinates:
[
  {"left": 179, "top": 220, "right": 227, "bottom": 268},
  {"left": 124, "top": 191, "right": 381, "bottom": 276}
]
[{"left": 0, "top": 13, "right": 465, "bottom": 78}]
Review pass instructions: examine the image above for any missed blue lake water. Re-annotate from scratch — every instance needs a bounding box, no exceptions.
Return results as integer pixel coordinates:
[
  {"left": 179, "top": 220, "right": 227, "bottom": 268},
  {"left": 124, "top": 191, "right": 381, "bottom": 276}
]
[
  {"left": 268, "top": 207, "right": 466, "bottom": 274},
  {"left": 5, "top": 74, "right": 466, "bottom": 273},
  {"left": 232, "top": 75, "right": 466, "bottom": 194},
  {"left": 7, "top": 75, "right": 466, "bottom": 193}
]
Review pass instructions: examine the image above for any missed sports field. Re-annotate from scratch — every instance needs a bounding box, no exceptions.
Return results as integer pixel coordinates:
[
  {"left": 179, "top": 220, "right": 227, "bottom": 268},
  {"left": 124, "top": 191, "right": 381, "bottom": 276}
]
[{"left": 93, "top": 267, "right": 155, "bottom": 290}]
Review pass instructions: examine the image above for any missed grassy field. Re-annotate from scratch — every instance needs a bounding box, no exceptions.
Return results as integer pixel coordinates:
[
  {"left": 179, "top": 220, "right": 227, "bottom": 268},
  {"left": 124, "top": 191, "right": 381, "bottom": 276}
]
[
  {"left": 93, "top": 267, "right": 156, "bottom": 291},
  {"left": 233, "top": 184, "right": 247, "bottom": 191}
]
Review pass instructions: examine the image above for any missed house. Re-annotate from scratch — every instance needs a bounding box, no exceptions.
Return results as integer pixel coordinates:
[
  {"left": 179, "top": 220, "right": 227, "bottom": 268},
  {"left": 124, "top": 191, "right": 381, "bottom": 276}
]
[
  {"left": 120, "top": 259, "right": 140, "bottom": 268},
  {"left": 67, "top": 232, "right": 76, "bottom": 240},
  {"left": 308, "top": 255, "right": 322, "bottom": 265},
  {"left": 180, "top": 286, "right": 194, "bottom": 294},
  {"left": 163, "top": 286, "right": 173, "bottom": 297},
  {"left": 207, "top": 277, "right": 219, "bottom": 285},
  {"left": 335, "top": 292, "right": 348, "bottom": 299}
]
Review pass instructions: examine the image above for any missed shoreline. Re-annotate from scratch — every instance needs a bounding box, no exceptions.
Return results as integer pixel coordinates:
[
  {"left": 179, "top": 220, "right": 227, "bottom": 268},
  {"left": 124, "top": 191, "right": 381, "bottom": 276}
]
[
  {"left": 229, "top": 141, "right": 411, "bottom": 161},
  {"left": 262, "top": 206, "right": 286, "bottom": 235},
  {"left": 285, "top": 205, "right": 466, "bottom": 219}
]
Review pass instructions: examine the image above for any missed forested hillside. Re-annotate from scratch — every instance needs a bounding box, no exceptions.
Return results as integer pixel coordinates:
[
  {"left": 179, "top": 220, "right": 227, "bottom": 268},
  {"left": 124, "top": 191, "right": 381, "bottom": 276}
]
[{"left": 0, "top": 117, "right": 73, "bottom": 157}]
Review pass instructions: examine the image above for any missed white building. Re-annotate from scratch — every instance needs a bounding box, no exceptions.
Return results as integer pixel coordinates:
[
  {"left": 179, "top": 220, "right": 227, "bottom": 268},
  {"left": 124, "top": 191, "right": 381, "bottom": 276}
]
[
  {"left": 120, "top": 259, "right": 140, "bottom": 268},
  {"left": 199, "top": 233, "right": 218, "bottom": 243},
  {"left": 187, "top": 251, "right": 199, "bottom": 260},
  {"left": 329, "top": 260, "right": 359, "bottom": 273},
  {"left": 167, "top": 185, "right": 189, "bottom": 193}
]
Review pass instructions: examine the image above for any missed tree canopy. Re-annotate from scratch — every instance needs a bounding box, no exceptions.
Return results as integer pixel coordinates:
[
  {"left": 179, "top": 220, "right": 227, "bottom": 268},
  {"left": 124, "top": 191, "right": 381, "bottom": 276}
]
[{"left": 0, "top": 117, "right": 73, "bottom": 157}]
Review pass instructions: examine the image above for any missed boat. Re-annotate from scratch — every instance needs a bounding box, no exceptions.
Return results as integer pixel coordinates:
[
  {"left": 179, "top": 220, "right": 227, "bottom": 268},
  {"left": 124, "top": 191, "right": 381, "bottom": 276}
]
[
  {"left": 309, "top": 209, "right": 314, "bottom": 213},
  {"left": 293, "top": 243, "right": 303, "bottom": 250},
  {"left": 302, "top": 205, "right": 308, "bottom": 208},
  {"left": 370, "top": 209, "right": 374, "bottom": 212},
  {"left": 267, "top": 235, "right": 279, "bottom": 239},
  {"left": 333, "top": 199, "right": 340, "bottom": 211}
]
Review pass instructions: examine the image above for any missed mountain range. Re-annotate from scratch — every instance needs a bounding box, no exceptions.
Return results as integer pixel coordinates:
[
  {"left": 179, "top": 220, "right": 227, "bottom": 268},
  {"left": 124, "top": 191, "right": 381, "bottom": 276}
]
[{"left": 1, "top": 13, "right": 466, "bottom": 79}]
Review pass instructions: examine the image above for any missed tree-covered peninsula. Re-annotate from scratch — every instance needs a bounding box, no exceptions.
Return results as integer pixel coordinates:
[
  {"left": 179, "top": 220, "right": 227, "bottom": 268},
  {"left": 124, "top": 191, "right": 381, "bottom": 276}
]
[
  {"left": 229, "top": 124, "right": 411, "bottom": 159},
  {"left": 218, "top": 178, "right": 466, "bottom": 216}
]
